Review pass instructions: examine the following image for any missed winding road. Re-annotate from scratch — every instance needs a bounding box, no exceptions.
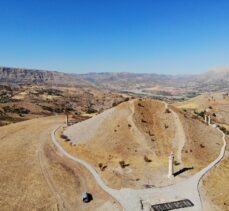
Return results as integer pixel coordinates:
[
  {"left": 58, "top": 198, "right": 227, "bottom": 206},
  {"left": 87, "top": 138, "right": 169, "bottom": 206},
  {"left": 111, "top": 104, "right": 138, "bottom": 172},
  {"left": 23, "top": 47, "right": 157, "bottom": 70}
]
[{"left": 51, "top": 109, "right": 227, "bottom": 211}]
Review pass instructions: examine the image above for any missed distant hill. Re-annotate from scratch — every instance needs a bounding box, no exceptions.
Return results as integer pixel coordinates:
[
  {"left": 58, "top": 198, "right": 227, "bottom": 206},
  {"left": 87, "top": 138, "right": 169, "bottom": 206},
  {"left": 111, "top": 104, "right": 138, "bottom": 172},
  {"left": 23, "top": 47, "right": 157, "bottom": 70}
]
[
  {"left": 0, "top": 67, "right": 91, "bottom": 87},
  {"left": 189, "top": 67, "right": 229, "bottom": 92},
  {"left": 78, "top": 68, "right": 229, "bottom": 93}
]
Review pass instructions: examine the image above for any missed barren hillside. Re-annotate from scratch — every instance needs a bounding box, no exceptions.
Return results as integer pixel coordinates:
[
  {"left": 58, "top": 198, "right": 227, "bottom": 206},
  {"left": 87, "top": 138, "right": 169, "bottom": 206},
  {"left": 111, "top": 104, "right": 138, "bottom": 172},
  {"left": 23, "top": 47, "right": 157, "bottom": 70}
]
[
  {"left": 0, "top": 84, "right": 127, "bottom": 126},
  {"left": 62, "top": 99, "right": 222, "bottom": 189},
  {"left": 174, "top": 93, "right": 229, "bottom": 211},
  {"left": 0, "top": 116, "right": 121, "bottom": 210}
]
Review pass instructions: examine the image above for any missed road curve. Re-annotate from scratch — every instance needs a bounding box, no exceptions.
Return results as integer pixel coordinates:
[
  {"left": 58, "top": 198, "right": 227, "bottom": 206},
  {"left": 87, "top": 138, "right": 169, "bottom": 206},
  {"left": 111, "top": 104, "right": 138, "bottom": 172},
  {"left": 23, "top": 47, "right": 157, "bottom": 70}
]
[
  {"left": 51, "top": 125, "right": 124, "bottom": 205},
  {"left": 51, "top": 119, "right": 227, "bottom": 211}
]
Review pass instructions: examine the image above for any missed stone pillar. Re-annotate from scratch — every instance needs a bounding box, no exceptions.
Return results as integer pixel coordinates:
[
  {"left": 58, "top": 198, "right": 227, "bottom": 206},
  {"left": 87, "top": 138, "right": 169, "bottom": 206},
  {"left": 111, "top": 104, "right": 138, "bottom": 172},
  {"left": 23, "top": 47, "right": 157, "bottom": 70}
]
[
  {"left": 66, "top": 113, "right": 69, "bottom": 126},
  {"left": 168, "top": 152, "right": 174, "bottom": 178},
  {"left": 208, "top": 115, "right": 211, "bottom": 125},
  {"left": 204, "top": 115, "right": 207, "bottom": 123}
]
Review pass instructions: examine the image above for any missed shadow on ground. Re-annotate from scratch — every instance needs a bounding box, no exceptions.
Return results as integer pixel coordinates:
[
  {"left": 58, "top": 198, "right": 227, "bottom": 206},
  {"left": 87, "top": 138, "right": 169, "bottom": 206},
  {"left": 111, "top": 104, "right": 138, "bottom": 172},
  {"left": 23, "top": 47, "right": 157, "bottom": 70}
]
[{"left": 174, "top": 167, "right": 194, "bottom": 177}]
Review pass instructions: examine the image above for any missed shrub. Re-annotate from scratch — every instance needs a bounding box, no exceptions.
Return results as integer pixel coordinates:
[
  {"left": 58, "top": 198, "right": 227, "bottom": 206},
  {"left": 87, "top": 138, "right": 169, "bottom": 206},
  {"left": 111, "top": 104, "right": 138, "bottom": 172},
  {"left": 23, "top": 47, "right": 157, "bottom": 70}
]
[
  {"left": 194, "top": 111, "right": 205, "bottom": 118},
  {"left": 165, "top": 108, "right": 171, "bottom": 113},
  {"left": 86, "top": 108, "right": 97, "bottom": 114},
  {"left": 61, "top": 134, "right": 71, "bottom": 141},
  {"left": 174, "top": 161, "right": 180, "bottom": 166},
  {"left": 138, "top": 103, "right": 144, "bottom": 107},
  {"left": 98, "top": 163, "right": 107, "bottom": 171},
  {"left": 112, "top": 102, "right": 117, "bottom": 107},
  {"left": 60, "top": 134, "right": 68, "bottom": 139},
  {"left": 200, "top": 144, "right": 205, "bottom": 148},
  {"left": 144, "top": 156, "right": 152, "bottom": 162},
  {"left": 141, "top": 119, "right": 147, "bottom": 123},
  {"left": 148, "top": 131, "right": 154, "bottom": 136},
  {"left": 219, "top": 126, "right": 229, "bottom": 135},
  {"left": 119, "top": 160, "right": 129, "bottom": 168}
]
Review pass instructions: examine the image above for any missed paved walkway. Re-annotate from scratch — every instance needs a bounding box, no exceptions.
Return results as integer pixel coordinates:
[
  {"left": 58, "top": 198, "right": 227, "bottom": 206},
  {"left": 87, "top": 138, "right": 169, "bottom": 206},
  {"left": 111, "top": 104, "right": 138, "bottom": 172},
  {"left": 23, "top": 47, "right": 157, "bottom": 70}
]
[{"left": 51, "top": 122, "right": 226, "bottom": 211}]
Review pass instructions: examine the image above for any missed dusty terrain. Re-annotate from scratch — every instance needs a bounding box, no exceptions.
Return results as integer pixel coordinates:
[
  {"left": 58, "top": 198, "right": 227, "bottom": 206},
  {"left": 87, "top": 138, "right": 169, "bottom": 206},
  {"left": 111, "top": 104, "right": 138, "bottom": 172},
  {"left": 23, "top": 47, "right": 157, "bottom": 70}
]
[
  {"left": 0, "top": 116, "right": 121, "bottom": 211},
  {"left": 62, "top": 98, "right": 222, "bottom": 190},
  {"left": 200, "top": 135, "right": 229, "bottom": 211},
  {"left": 175, "top": 92, "right": 229, "bottom": 211},
  {"left": 1, "top": 67, "right": 228, "bottom": 210},
  {"left": 63, "top": 99, "right": 176, "bottom": 189},
  {"left": 0, "top": 84, "right": 127, "bottom": 126}
]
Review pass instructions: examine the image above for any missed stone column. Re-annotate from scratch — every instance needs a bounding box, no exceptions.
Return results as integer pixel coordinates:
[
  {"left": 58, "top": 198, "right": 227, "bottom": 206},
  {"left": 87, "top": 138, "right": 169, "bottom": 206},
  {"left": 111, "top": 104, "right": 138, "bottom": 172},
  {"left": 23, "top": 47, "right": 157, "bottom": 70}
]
[
  {"left": 66, "top": 113, "right": 69, "bottom": 126},
  {"left": 204, "top": 115, "right": 207, "bottom": 123},
  {"left": 208, "top": 115, "right": 211, "bottom": 125},
  {"left": 168, "top": 152, "right": 174, "bottom": 178}
]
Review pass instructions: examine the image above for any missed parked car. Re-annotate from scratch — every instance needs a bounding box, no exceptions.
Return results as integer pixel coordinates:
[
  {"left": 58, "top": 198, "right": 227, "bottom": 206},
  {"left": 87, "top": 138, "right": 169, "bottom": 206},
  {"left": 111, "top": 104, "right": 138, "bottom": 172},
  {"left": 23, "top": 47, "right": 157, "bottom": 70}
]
[{"left": 81, "top": 192, "right": 93, "bottom": 203}]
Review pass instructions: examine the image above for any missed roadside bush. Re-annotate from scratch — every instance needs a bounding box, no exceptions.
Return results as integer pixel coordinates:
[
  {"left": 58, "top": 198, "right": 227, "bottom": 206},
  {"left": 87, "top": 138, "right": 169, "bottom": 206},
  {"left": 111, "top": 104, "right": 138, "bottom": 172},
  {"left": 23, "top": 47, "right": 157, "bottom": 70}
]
[
  {"left": 219, "top": 126, "right": 229, "bottom": 135},
  {"left": 60, "top": 134, "right": 70, "bottom": 141},
  {"left": 98, "top": 163, "right": 107, "bottom": 171},
  {"left": 60, "top": 134, "right": 68, "bottom": 139}
]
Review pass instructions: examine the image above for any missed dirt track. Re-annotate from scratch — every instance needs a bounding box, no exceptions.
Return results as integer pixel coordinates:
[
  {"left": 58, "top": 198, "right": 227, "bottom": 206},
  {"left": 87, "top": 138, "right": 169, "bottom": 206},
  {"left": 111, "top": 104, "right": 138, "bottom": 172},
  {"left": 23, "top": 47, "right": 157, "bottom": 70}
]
[
  {"left": 0, "top": 116, "right": 121, "bottom": 211},
  {"left": 169, "top": 105, "right": 187, "bottom": 165}
]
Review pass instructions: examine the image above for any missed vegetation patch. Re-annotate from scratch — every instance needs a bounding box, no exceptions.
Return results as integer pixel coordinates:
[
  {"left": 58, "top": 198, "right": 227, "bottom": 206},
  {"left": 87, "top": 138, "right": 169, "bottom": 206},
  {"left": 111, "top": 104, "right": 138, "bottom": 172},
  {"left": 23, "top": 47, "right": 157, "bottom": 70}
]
[
  {"left": 98, "top": 163, "right": 107, "bottom": 171},
  {"left": 144, "top": 155, "right": 152, "bottom": 162},
  {"left": 3, "top": 106, "right": 30, "bottom": 115},
  {"left": 119, "top": 160, "right": 129, "bottom": 168}
]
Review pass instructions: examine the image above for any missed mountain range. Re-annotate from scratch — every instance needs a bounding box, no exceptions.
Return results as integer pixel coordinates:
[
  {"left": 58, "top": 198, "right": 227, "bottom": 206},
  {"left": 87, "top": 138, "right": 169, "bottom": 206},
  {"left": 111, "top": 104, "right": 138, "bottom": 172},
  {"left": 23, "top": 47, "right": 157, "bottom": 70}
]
[{"left": 1, "top": 66, "right": 229, "bottom": 95}]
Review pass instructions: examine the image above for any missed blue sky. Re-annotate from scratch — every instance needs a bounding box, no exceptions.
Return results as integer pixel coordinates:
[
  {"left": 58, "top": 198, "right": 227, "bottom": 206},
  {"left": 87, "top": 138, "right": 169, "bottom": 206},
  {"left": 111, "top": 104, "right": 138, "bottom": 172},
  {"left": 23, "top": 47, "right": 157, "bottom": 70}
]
[{"left": 0, "top": 0, "right": 229, "bottom": 74}]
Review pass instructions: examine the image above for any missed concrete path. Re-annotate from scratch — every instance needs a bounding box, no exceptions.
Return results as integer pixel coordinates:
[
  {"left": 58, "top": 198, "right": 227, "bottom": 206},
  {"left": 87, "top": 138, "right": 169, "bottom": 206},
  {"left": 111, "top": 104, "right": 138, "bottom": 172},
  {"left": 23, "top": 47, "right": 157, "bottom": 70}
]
[{"left": 51, "top": 121, "right": 227, "bottom": 211}]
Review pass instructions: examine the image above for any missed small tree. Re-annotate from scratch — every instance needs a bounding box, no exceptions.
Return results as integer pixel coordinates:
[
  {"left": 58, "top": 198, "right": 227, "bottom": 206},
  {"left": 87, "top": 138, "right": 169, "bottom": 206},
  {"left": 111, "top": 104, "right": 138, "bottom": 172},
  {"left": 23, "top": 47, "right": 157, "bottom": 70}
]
[
  {"left": 165, "top": 108, "right": 171, "bottom": 113},
  {"left": 119, "top": 160, "right": 129, "bottom": 168},
  {"left": 144, "top": 156, "right": 152, "bottom": 162}
]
